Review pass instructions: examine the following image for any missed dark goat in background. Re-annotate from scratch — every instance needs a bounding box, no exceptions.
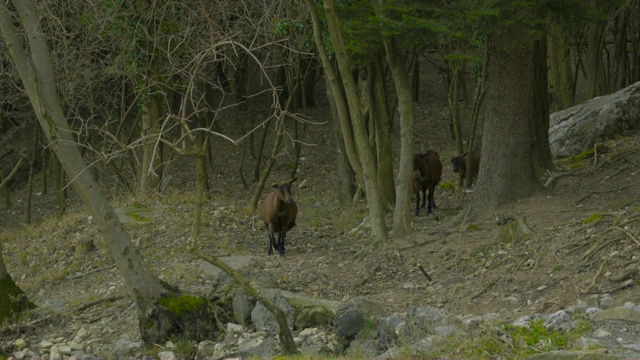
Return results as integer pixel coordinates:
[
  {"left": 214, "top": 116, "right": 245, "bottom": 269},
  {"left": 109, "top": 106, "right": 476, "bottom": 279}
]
[
  {"left": 259, "top": 179, "right": 298, "bottom": 256},
  {"left": 451, "top": 149, "right": 481, "bottom": 187},
  {"left": 413, "top": 151, "right": 442, "bottom": 216}
]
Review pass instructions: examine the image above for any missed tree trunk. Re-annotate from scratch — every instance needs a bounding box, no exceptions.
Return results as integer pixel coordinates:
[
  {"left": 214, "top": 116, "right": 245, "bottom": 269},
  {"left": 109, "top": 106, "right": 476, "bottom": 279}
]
[
  {"left": 0, "top": 239, "right": 35, "bottom": 324},
  {"left": 533, "top": 38, "right": 554, "bottom": 172},
  {"left": 380, "top": 37, "right": 414, "bottom": 237},
  {"left": 547, "top": 22, "right": 574, "bottom": 111},
  {"left": 322, "top": 0, "right": 388, "bottom": 243},
  {"left": 585, "top": 0, "right": 605, "bottom": 99},
  {"left": 325, "top": 76, "right": 355, "bottom": 204},
  {"left": 371, "top": 59, "right": 396, "bottom": 209},
  {"left": 306, "top": 0, "right": 365, "bottom": 188},
  {"left": 140, "top": 95, "right": 162, "bottom": 196},
  {"left": 0, "top": 0, "right": 215, "bottom": 343},
  {"left": 460, "top": 28, "right": 545, "bottom": 221}
]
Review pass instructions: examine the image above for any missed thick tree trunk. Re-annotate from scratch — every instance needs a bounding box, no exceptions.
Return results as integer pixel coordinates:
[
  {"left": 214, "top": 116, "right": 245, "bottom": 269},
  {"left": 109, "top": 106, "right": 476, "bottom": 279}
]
[
  {"left": 382, "top": 39, "right": 414, "bottom": 237},
  {"left": 0, "top": 0, "right": 214, "bottom": 343},
  {"left": 533, "top": 38, "right": 554, "bottom": 173},
  {"left": 0, "top": 240, "right": 35, "bottom": 324},
  {"left": 323, "top": 0, "right": 388, "bottom": 242},
  {"left": 547, "top": 23, "right": 574, "bottom": 111},
  {"left": 460, "top": 29, "right": 545, "bottom": 221},
  {"left": 585, "top": 0, "right": 605, "bottom": 99},
  {"left": 372, "top": 59, "right": 396, "bottom": 209}
]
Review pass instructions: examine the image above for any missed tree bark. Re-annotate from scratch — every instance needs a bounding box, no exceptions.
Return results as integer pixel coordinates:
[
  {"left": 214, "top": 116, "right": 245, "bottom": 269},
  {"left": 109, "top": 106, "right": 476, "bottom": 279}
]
[
  {"left": 460, "top": 28, "right": 545, "bottom": 221},
  {"left": 371, "top": 59, "right": 396, "bottom": 209},
  {"left": 0, "top": 239, "right": 35, "bottom": 324},
  {"left": 0, "top": 0, "right": 213, "bottom": 343},
  {"left": 547, "top": 22, "right": 574, "bottom": 111},
  {"left": 380, "top": 37, "right": 414, "bottom": 237},
  {"left": 322, "top": 0, "right": 388, "bottom": 242}
]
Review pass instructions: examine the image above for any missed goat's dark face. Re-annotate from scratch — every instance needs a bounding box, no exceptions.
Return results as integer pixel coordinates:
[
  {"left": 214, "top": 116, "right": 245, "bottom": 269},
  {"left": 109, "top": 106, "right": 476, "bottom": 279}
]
[
  {"left": 413, "top": 153, "right": 427, "bottom": 170},
  {"left": 451, "top": 153, "right": 467, "bottom": 173},
  {"left": 272, "top": 179, "right": 296, "bottom": 205}
]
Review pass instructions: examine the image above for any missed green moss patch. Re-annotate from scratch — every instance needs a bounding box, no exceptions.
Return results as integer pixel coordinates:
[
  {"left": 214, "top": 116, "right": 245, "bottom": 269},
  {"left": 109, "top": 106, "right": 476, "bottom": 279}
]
[{"left": 159, "top": 294, "right": 206, "bottom": 316}]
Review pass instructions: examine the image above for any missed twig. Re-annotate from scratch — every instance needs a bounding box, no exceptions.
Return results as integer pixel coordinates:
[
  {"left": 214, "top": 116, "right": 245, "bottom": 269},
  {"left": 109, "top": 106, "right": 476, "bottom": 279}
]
[
  {"left": 585, "top": 259, "right": 607, "bottom": 293},
  {"left": 544, "top": 169, "right": 588, "bottom": 188},
  {"left": 581, "top": 279, "right": 634, "bottom": 295},
  {"left": 575, "top": 184, "right": 635, "bottom": 204},
  {"left": 471, "top": 277, "right": 499, "bottom": 300},
  {"left": 598, "top": 165, "right": 631, "bottom": 185},
  {"left": 615, "top": 227, "right": 640, "bottom": 248},
  {"left": 609, "top": 265, "right": 639, "bottom": 282},
  {"left": 417, "top": 263, "right": 432, "bottom": 282},
  {"left": 68, "top": 264, "right": 117, "bottom": 280}
]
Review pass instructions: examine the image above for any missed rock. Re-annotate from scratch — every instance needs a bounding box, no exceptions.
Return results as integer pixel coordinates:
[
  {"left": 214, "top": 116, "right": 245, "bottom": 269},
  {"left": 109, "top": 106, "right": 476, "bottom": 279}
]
[
  {"left": 593, "top": 328, "right": 612, "bottom": 338},
  {"left": 164, "top": 341, "right": 177, "bottom": 350},
  {"left": 251, "top": 289, "right": 295, "bottom": 333},
  {"left": 574, "top": 337, "right": 603, "bottom": 350},
  {"left": 38, "top": 340, "right": 53, "bottom": 350},
  {"left": 379, "top": 316, "right": 405, "bottom": 348},
  {"left": 336, "top": 297, "right": 387, "bottom": 338},
  {"left": 346, "top": 339, "right": 381, "bottom": 358},
  {"left": 294, "top": 305, "right": 335, "bottom": 330},
  {"left": 232, "top": 289, "right": 255, "bottom": 326},
  {"left": 227, "top": 323, "right": 245, "bottom": 334},
  {"left": 14, "top": 339, "right": 28, "bottom": 350},
  {"left": 543, "top": 310, "right": 576, "bottom": 331},
  {"left": 12, "top": 350, "right": 27, "bottom": 360},
  {"left": 299, "top": 344, "right": 332, "bottom": 357},
  {"left": 590, "top": 306, "right": 640, "bottom": 323},
  {"left": 58, "top": 345, "right": 72, "bottom": 355},
  {"left": 237, "top": 337, "right": 277, "bottom": 359},
  {"left": 158, "top": 351, "right": 176, "bottom": 360},
  {"left": 460, "top": 313, "right": 499, "bottom": 327},
  {"left": 401, "top": 307, "right": 459, "bottom": 340},
  {"left": 549, "top": 81, "right": 640, "bottom": 158},
  {"left": 39, "top": 300, "right": 67, "bottom": 313},
  {"left": 113, "top": 338, "right": 142, "bottom": 360},
  {"left": 212, "top": 341, "right": 238, "bottom": 360},
  {"left": 196, "top": 340, "right": 216, "bottom": 360},
  {"left": 72, "top": 327, "right": 89, "bottom": 343}
]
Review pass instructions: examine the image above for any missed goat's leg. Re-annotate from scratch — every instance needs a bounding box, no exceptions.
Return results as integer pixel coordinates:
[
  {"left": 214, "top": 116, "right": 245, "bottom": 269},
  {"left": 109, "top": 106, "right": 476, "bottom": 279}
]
[
  {"left": 267, "top": 225, "right": 276, "bottom": 255},
  {"left": 278, "top": 230, "right": 286, "bottom": 256},
  {"left": 420, "top": 187, "right": 427, "bottom": 209},
  {"left": 415, "top": 192, "right": 421, "bottom": 216},
  {"left": 428, "top": 186, "right": 436, "bottom": 213}
]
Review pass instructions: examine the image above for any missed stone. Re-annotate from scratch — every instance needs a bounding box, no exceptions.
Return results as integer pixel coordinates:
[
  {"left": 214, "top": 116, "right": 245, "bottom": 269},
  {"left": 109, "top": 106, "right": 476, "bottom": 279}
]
[
  {"left": 232, "top": 289, "right": 255, "bottom": 326},
  {"left": 38, "top": 340, "right": 54, "bottom": 350},
  {"left": 543, "top": 310, "right": 576, "bottom": 331},
  {"left": 346, "top": 339, "right": 381, "bottom": 358},
  {"left": 379, "top": 316, "right": 405, "bottom": 348},
  {"left": 113, "top": 338, "right": 142, "bottom": 359},
  {"left": 592, "top": 328, "right": 612, "bottom": 338},
  {"left": 72, "top": 327, "right": 89, "bottom": 343},
  {"left": 590, "top": 306, "right": 640, "bottom": 323},
  {"left": 196, "top": 340, "right": 216, "bottom": 360},
  {"left": 250, "top": 289, "right": 294, "bottom": 333},
  {"left": 574, "top": 337, "right": 603, "bottom": 350},
  {"left": 549, "top": 81, "right": 640, "bottom": 158},
  {"left": 12, "top": 351, "right": 26, "bottom": 360},
  {"left": 157, "top": 351, "right": 176, "bottom": 360},
  {"left": 14, "top": 339, "right": 28, "bottom": 351},
  {"left": 237, "top": 337, "right": 277, "bottom": 359},
  {"left": 336, "top": 297, "right": 387, "bottom": 338},
  {"left": 294, "top": 305, "right": 334, "bottom": 330}
]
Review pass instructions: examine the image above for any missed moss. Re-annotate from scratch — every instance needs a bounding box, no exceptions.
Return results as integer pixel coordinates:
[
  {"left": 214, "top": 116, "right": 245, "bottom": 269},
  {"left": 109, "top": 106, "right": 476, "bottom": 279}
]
[
  {"left": 159, "top": 294, "right": 206, "bottom": 316},
  {"left": 126, "top": 211, "right": 151, "bottom": 222},
  {"left": 584, "top": 214, "right": 602, "bottom": 224},
  {"left": 466, "top": 223, "right": 479, "bottom": 231},
  {"left": 439, "top": 181, "right": 455, "bottom": 192}
]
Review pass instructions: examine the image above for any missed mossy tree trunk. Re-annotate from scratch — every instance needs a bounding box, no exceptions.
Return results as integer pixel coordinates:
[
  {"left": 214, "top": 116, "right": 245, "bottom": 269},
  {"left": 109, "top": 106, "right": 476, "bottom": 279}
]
[
  {"left": 0, "top": 239, "right": 35, "bottom": 324},
  {"left": 0, "top": 0, "right": 215, "bottom": 343}
]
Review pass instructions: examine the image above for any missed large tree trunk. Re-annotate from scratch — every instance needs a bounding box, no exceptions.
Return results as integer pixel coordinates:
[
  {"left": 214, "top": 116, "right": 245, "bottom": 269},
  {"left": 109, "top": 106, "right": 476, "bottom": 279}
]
[
  {"left": 0, "top": 238, "right": 35, "bottom": 323},
  {"left": 381, "top": 38, "right": 414, "bottom": 237},
  {"left": 585, "top": 0, "right": 605, "bottom": 99},
  {"left": 460, "top": 28, "right": 545, "bottom": 221},
  {"left": 370, "top": 59, "right": 395, "bottom": 209},
  {"left": 547, "top": 22, "right": 574, "bottom": 111},
  {"left": 0, "top": 0, "right": 214, "bottom": 343},
  {"left": 140, "top": 94, "right": 162, "bottom": 196},
  {"left": 322, "top": 0, "right": 388, "bottom": 242}
]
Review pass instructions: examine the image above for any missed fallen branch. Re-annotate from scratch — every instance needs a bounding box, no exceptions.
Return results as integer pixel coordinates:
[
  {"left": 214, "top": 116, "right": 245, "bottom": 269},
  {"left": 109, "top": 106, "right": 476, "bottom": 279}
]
[
  {"left": 575, "top": 183, "right": 634, "bottom": 204},
  {"left": 193, "top": 249, "right": 297, "bottom": 355},
  {"left": 615, "top": 227, "right": 640, "bottom": 248},
  {"left": 545, "top": 169, "right": 588, "bottom": 188},
  {"left": 598, "top": 165, "right": 631, "bottom": 185},
  {"left": 417, "top": 263, "right": 432, "bottom": 282},
  {"left": 609, "top": 265, "right": 639, "bottom": 282}
]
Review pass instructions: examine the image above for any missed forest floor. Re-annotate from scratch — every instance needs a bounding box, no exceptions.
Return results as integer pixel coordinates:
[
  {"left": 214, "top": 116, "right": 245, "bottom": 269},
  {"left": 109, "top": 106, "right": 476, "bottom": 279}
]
[{"left": 1, "top": 71, "right": 640, "bottom": 359}]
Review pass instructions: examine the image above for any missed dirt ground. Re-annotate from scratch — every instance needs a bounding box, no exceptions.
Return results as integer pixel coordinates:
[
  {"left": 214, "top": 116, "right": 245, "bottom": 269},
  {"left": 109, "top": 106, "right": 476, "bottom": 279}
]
[{"left": 1, "top": 68, "right": 640, "bottom": 357}]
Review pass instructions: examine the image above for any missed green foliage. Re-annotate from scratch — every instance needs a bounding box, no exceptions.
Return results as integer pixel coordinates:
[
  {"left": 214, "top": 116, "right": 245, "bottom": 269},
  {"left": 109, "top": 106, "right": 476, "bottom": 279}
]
[
  {"left": 466, "top": 223, "right": 479, "bottom": 231},
  {"left": 583, "top": 214, "right": 602, "bottom": 224},
  {"left": 439, "top": 181, "right": 455, "bottom": 192},
  {"left": 159, "top": 294, "right": 206, "bottom": 316},
  {"left": 355, "top": 318, "right": 379, "bottom": 340},
  {"left": 506, "top": 319, "right": 568, "bottom": 355}
]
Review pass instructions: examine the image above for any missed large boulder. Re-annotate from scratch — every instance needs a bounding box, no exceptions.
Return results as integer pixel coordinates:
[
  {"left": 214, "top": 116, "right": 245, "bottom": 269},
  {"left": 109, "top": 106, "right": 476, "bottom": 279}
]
[{"left": 549, "top": 81, "right": 640, "bottom": 158}]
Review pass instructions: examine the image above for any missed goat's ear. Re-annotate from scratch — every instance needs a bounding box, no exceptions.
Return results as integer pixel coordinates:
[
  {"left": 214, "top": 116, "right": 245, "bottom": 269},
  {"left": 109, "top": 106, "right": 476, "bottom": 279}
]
[{"left": 271, "top": 183, "right": 278, "bottom": 188}]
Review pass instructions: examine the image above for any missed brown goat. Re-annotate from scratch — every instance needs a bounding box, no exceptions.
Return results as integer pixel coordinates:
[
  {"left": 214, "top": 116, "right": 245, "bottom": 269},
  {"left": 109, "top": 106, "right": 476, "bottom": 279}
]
[
  {"left": 451, "top": 149, "right": 481, "bottom": 187},
  {"left": 413, "top": 150, "right": 442, "bottom": 216},
  {"left": 259, "top": 178, "right": 298, "bottom": 256}
]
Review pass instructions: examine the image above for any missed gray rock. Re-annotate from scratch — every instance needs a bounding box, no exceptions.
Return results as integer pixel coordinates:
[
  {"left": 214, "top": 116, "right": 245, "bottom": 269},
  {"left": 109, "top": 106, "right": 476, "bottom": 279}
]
[
  {"left": 81, "top": 355, "right": 98, "bottom": 360},
  {"left": 237, "top": 337, "right": 277, "bottom": 359},
  {"left": 250, "top": 289, "right": 295, "bottom": 333},
  {"left": 72, "top": 327, "right": 89, "bottom": 343},
  {"left": 294, "top": 305, "right": 334, "bottom": 330},
  {"left": 113, "top": 338, "right": 142, "bottom": 360},
  {"left": 196, "top": 340, "right": 216, "bottom": 360},
  {"left": 232, "top": 289, "right": 255, "bottom": 326},
  {"left": 14, "top": 339, "right": 27, "bottom": 350},
  {"left": 158, "top": 351, "right": 176, "bottom": 360},
  {"left": 574, "top": 337, "right": 603, "bottom": 350},
  {"left": 543, "top": 310, "right": 576, "bottom": 331},
  {"left": 299, "top": 344, "right": 332, "bottom": 357},
  {"left": 590, "top": 306, "right": 640, "bottom": 323},
  {"left": 336, "top": 297, "right": 387, "bottom": 338},
  {"left": 346, "top": 339, "right": 381, "bottom": 358},
  {"left": 12, "top": 351, "right": 26, "bottom": 360},
  {"left": 38, "top": 340, "right": 53, "bottom": 350},
  {"left": 379, "top": 316, "right": 405, "bottom": 348},
  {"left": 593, "top": 328, "right": 612, "bottom": 338},
  {"left": 460, "top": 313, "right": 499, "bottom": 327},
  {"left": 549, "top": 81, "right": 640, "bottom": 158}
]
